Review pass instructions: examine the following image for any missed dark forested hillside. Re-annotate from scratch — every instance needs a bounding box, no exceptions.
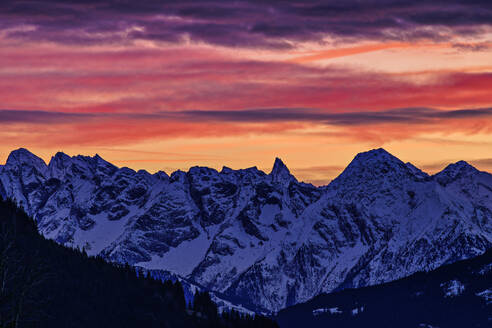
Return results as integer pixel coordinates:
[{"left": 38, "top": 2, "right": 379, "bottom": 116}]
[
  {"left": 0, "top": 198, "right": 278, "bottom": 328},
  {"left": 275, "top": 247, "right": 492, "bottom": 328}
]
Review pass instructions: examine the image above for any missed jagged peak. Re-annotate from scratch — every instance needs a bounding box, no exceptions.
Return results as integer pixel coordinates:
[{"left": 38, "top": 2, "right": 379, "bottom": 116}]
[
  {"left": 271, "top": 157, "right": 289, "bottom": 173},
  {"left": 220, "top": 165, "right": 263, "bottom": 176},
  {"left": 169, "top": 170, "right": 188, "bottom": 183},
  {"left": 137, "top": 169, "right": 152, "bottom": 177},
  {"left": 434, "top": 160, "right": 478, "bottom": 184},
  {"left": 49, "top": 151, "right": 72, "bottom": 165},
  {"left": 153, "top": 170, "right": 169, "bottom": 181},
  {"left": 73, "top": 153, "right": 116, "bottom": 169},
  {"left": 188, "top": 166, "right": 219, "bottom": 176},
  {"left": 338, "top": 148, "right": 406, "bottom": 174},
  {"left": 221, "top": 166, "right": 234, "bottom": 174},
  {"left": 118, "top": 166, "right": 137, "bottom": 175},
  {"left": 48, "top": 152, "right": 117, "bottom": 178},
  {"left": 270, "top": 157, "right": 295, "bottom": 184},
  {"left": 93, "top": 153, "right": 114, "bottom": 166},
  {"left": 7, "top": 148, "right": 38, "bottom": 161},
  {"left": 230, "top": 166, "right": 266, "bottom": 181},
  {"left": 449, "top": 160, "right": 475, "bottom": 170},
  {"left": 5, "top": 148, "right": 47, "bottom": 171},
  {"left": 238, "top": 166, "right": 264, "bottom": 175},
  {"left": 441, "top": 160, "right": 477, "bottom": 173},
  {"left": 271, "top": 157, "right": 288, "bottom": 175},
  {"left": 329, "top": 148, "right": 419, "bottom": 188},
  {"left": 54, "top": 151, "right": 70, "bottom": 158},
  {"left": 351, "top": 148, "right": 401, "bottom": 164}
]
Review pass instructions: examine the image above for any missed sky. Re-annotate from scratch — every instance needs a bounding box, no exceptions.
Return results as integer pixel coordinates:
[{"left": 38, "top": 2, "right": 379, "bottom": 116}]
[{"left": 0, "top": 0, "right": 491, "bottom": 185}]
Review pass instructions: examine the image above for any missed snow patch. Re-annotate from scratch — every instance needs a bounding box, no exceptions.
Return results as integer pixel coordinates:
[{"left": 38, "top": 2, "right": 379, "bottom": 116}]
[
  {"left": 351, "top": 306, "right": 364, "bottom": 316},
  {"left": 479, "top": 263, "right": 492, "bottom": 275},
  {"left": 312, "top": 307, "right": 342, "bottom": 316},
  {"left": 440, "top": 280, "right": 465, "bottom": 297},
  {"left": 476, "top": 289, "right": 492, "bottom": 304},
  {"left": 137, "top": 231, "right": 212, "bottom": 276},
  {"left": 211, "top": 294, "right": 255, "bottom": 316}
]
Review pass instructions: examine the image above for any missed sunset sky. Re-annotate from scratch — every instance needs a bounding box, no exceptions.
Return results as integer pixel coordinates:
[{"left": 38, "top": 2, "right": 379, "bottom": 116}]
[{"left": 1, "top": 0, "right": 491, "bottom": 185}]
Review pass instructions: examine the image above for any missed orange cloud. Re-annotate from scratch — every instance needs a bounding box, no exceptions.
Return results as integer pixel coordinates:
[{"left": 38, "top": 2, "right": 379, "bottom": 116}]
[{"left": 289, "top": 42, "right": 412, "bottom": 63}]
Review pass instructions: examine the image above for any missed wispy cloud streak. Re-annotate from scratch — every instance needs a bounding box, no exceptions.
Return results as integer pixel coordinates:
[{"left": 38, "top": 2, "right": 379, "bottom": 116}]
[
  {"left": 2, "top": 107, "right": 491, "bottom": 126},
  {"left": 164, "top": 107, "right": 492, "bottom": 125}
]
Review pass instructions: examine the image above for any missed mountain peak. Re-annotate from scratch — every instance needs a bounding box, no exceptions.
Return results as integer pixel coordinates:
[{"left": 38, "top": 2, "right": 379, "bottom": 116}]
[
  {"left": 50, "top": 151, "right": 71, "bottom": 163},
  {"left": 451, "top": 160, "right": 475, "bottom": 169},
  {"left": 441, "top": 160, "right": 477, "bottom": 175},
  {"left": 91, "top": 153, "right": 118, "bottom": 175},
  {"left": 153, "top": 170, "right": 169, "bottom": 181},
  {"left": 270, "top": 157, "right": 295, "bottom": 184},
  {"left": 48, "top": 152, "right": 74, "bottom": 179},
  {"left": 343, "top": 148, "right": 406, "bottom": 172},
  {"left": 329, "top": 148, "right": 416, "bottom": 188},
  {"left": 434, "top": 160, "right": 478, "bottom": 185},
  {"left": 352, "top": 148, "right": 398, "bottom": 163},
  {"left": 272, "top": 157, "right": 289, "bottom": 173},
  {"left": 221, "top": 166, "right": 234, "bottom": 174},
  {"left": 5, "top": 148, "right": 47, "bottom": 172},
  {"left": 7, "top": 148, "right": 36, "bottom": 160},
  {"left": 76, "top": 153, "right": 116, "bottom": 168}
]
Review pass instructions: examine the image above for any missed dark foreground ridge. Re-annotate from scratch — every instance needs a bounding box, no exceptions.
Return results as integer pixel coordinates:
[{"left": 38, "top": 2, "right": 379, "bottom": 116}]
[
  {"left": 275, "top": 247, "right": 492, "bottom": 328},
  {"left": 0, "top": 198, "right": 278, "bottom": 328}
]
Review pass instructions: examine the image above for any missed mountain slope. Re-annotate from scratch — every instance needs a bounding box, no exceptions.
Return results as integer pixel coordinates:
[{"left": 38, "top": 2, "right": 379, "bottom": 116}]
[
  {"left": 0, "top": 148, "right": 491, "bottom": 312},
  {"left": 219, "top": 149, "right": 492, "bottom": 310},
  {"left": 0, "top": 198, "right": 278, "bottom": 327},
  {"left": 275, "top": 247, "right": 492, "bottom": 328}
]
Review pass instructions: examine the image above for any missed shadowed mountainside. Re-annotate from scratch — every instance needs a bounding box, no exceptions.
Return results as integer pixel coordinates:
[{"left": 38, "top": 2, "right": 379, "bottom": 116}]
[{"left": 0, "top": 198, "right": 278, "bottom": 328}]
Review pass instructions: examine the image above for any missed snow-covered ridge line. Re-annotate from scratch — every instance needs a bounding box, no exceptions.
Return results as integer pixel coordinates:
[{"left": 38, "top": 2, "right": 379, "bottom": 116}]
[{"left": 0, "top": 147, "right": 491, "bottom": 312}]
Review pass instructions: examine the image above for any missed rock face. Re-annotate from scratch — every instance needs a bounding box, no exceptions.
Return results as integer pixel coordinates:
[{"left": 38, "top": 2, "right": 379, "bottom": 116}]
[{"left": 0, "top": 148, "right": 491, "bottom": 312}]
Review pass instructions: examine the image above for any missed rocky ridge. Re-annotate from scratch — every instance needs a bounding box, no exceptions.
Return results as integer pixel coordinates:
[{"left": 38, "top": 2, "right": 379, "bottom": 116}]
[{"left": 0, "top": 148, "right": 491, "bottom": 312}]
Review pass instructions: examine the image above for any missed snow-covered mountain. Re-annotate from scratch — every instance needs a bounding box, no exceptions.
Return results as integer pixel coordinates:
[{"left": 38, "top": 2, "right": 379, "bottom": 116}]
[{"left": 0, "top": 148, "right": 491, "bottom": 312}]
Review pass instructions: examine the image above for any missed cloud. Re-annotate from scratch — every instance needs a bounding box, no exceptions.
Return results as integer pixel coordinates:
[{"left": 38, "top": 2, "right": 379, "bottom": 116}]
[
  {"left": 2, "top": 106, "right": 491, "bottom": 127},
  {"left": 0, "top": 0, "right": 491, "bottom": 47},
  {"left": 155, "top": 107, "right": 492, "bottom": 126},
  {"left": 452, "top": 42, "right": 491, "bottom": 52},
  {"left": 2, "top": 42, "right": 491, "bottom": 113},
  {"left": 0, "top": 107, "right": 490, "bottom": 176},
  {"left": 0, "top": 109, "right": 95, "bottom": 124}
]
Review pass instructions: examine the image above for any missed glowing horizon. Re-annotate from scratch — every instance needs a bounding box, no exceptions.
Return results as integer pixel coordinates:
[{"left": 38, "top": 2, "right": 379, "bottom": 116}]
[
  {"left": 2, "top": 145, "right": 490, "bottom": 188},
  {"left": 1, "top": 1, "right": 491, "bottom": 185}
]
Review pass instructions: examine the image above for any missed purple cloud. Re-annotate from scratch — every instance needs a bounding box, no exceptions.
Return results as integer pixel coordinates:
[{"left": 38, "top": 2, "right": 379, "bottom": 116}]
[
  {"left": 1, "top": 107, "right": 491, "bottom": 126},
  {"left": 0, "top": 0, "right": 490, "bottom": 47},
  {"left": 163, "top": 107, "right": 492, "bottom": 125}
]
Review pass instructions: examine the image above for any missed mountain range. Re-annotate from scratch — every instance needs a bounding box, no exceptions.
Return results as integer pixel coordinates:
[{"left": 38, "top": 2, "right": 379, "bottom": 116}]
[{"left": 0, "top": 148, "right": 491, "bottom": 312}]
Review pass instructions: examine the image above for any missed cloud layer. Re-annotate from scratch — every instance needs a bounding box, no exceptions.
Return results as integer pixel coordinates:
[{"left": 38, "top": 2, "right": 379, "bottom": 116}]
[
  {"left": 3, "top": 107, "right": 491, "bottom": 126},
  {"left": 1, "top": 0, "right": 491, "bottom": 47}
]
